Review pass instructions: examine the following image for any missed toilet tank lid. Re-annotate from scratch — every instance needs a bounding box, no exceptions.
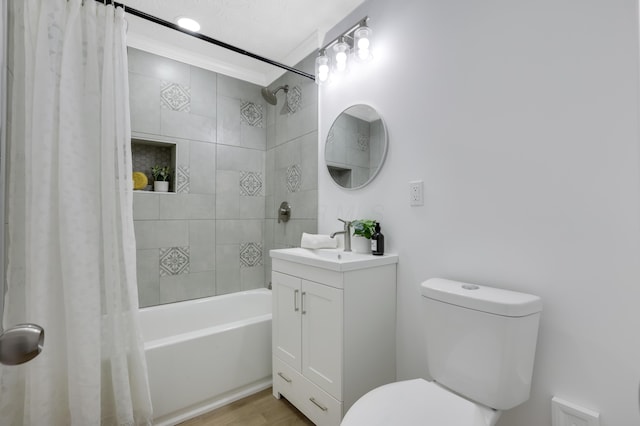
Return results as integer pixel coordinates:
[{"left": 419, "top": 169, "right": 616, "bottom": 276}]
[{"left": 421, "top": 278, "right": 542, "bottom": 317}]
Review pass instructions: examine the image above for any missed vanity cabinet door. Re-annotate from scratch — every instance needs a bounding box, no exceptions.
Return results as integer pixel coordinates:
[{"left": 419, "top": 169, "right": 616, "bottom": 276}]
[
  {"left": 273, "top": 271, "right": 302, "bottom": 371},
  {"left": 301, "top": 279, "right": 343, "bottom": 400}
]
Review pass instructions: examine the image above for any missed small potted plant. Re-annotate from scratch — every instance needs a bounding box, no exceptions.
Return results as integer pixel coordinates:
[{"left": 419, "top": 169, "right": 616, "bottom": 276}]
[
  {"left": 351, "top": 219, "right": 376, "bottom": 253},
  {"left": 151, "top": 165, "right": 171, "bottom": 192}
]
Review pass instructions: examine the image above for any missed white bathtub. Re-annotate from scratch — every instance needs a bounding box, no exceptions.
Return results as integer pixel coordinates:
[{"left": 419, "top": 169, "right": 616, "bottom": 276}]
[{"left": 139, "top": 289, "right": 272, "bottom": 425}]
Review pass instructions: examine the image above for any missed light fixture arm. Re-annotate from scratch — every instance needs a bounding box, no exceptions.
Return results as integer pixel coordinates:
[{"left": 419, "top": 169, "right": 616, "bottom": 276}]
[{"left": 320, "top": 17, "right": 370, "bottom": 53}]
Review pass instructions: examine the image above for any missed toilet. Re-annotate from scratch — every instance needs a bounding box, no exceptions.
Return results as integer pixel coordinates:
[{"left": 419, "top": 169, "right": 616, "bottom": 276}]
[{"left": 341, "top": 278, "right": 542, "bottom": 426}]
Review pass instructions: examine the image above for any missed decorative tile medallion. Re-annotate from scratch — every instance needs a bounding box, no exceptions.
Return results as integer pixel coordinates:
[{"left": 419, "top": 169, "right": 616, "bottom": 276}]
[
  {"left": 160, "top": 81, "right": 191, "bottom": 112},
  {"left": 286, "top": 86, "right": 302, "bottom": 114},
  {"left": 240, "top": 101, "right": 264, "bottom": 127},
  {"left": 240, "top": 242, "right": 263, "bottom": 268},
  {"left": 159, "top": 247, "right": 190, "bottom": 276},
  {"left": 240, "top": 171, "right": 263, "bottom": 196},
  {"left": 357, "top": 133, "right": 369, "bottom": 151},
  {"left": 286, "top": 164, "right": 302, "bottom": 193},
  {"left": 176, "top": 165, "right": 190, "bottom": 194}
]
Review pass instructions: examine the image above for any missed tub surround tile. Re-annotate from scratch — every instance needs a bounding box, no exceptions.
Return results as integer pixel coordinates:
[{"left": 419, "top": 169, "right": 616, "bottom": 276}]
[
  {"left": 133, "top": 193, "right": 160, "bottom": 220},
  {"left": 239, "top": 197, "right": 266, "bottom": 219},
  {"left": 217, "top": 74, "right": 263, "bottom": 104},
  {"left": 215, "top": 194, "right": 240, "bottom": 219},
  {"left": 159, "top": 246, "right": 190, "bottom": 276},
  {"left": 161, "top": 109, "right": 216, "bottom": 143},
  {"left": 185, "top": 194, "right": 215, "bottom": 220},
  {"left": 241, "top": 266, "right": 266, "bottom": 290},
  {"left": 137, "top": 249, "right": 160, "bottom": 307},
  {"left": 286, "top": 164, "right": 302, "bottom": 193},
  {"left": 189, "top": 142, "right": 216, "bottom": 194},
  {"left": 240, "top": 242, "right": 263, "bottom": 268},
  {"left": 176, "top": 165, "right": 190, "bottom": 194},
  {"left": 216, "top": 244, "right": 240, "bottom": 269},
  {"left": 215, "top": 219, "right": 264, "bottom": 245},
  {"left": 134, "top": 220, "right": 158, "bottom": 249},
  {"left": 240, "top": 122, "right": 267, "bottom": 150},
  {"left": 189, "top": 246, "right": 215, "bottom": 273},
  {"left": 161, "top": 81, "right": 191, "bottom": 112},
  {"left": 217, "top": 144, "right": 265, "bottom": 172},
  {"left": 159, "top": 271, "right": 215, "bottom": 304},
  {"left": 287, "top": 190, "right": 318, "bottom": 220},
  {"left": 239, "top": 171, "right": 263, "bottom": 196},
  {"left": 215, "top": 269, "right": 241, "bottom": 296},
  {"left": 130, "top": 73, "right": 161, "bottom": 134},
  {"left": 286, "top": 85, "right": 302, "bottom": 114},
  {"left": 128, "top": 48, "right": 190, "bottom": 86},
  {"left": 156, "top": 220, "right": 189, "bottom": 248},
  {"left": 217, "top": 170, "right": 240, "bottom": 196},
  {"left": 189, "top": 67, "right": 217, "bottom": 118},
  {"left": 130, "top": 49, "right": 317, "bottom": 307},
  {"left": 240, "top": 101, "right": 264, "bottom": 128},
  {"left": 217, "top": 96, "right": 241, "bottom": 146}
]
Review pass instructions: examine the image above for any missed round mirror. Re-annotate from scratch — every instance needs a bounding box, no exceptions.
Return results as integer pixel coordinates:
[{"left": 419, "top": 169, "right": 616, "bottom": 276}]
[{"left": 324, "top": 104, "right": 388, "bottom": 189}]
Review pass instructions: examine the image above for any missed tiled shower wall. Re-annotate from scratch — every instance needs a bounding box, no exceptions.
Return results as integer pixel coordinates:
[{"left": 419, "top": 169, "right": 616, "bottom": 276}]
[
  {"left": 129, "top": 48, "right": 318, "bottom": 306},
  {"left": 130, "top": 48, "right": 268, "bottom": 306},
  {"left": 264, "top": 55, "right": 319, "bottom": 281}
]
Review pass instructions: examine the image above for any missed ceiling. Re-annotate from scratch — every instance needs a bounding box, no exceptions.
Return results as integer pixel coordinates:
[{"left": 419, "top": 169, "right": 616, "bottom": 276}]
[{"left": 123, "top": 0, "right": 365, "bottom": 86}]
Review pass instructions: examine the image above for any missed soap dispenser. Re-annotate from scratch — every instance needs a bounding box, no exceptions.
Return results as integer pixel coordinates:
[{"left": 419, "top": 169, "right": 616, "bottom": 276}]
[{"left": 371, "top": 222, "right": 384, "bottom": 256}]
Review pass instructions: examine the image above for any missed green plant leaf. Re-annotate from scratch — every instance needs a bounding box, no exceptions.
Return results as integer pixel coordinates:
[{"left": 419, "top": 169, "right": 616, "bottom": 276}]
[{"left": 352, "top": 219, "right": 376, "bottom": 239}]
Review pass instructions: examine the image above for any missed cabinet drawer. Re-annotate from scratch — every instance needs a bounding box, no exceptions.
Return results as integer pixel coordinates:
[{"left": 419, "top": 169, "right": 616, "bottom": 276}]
[{"left": 274, "top": 357, "right": 343, "bottom": 426}]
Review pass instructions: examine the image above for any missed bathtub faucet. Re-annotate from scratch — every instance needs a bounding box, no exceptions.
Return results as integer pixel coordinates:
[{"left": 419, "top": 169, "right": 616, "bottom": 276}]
[{"left": 330, "top": 218, "right": 352, "bottom": 252}]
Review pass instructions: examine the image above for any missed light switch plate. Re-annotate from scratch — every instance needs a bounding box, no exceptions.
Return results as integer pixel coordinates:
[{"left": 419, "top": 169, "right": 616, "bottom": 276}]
[{"left": 552, "top": 397, "right": 600, "bottom": 426}]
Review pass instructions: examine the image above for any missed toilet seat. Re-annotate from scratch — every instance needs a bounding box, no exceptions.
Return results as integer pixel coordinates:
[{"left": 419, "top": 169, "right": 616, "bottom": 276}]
[{"left": 341, "top": 379, "right": 501, "bottom": 426}]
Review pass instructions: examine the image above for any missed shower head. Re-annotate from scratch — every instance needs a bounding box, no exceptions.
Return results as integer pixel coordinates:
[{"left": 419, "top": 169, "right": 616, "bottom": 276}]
[
  {"left": 261, "top": 85, "right": 289, "bottom": 105},
  {"left": 0, "top": 323, "right": 45, "bottom": 365}
]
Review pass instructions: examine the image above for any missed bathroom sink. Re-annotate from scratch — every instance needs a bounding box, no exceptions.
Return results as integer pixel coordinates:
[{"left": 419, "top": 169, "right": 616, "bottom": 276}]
[{"left": 269, "top": 248, "right": 398, "bottom": 272}]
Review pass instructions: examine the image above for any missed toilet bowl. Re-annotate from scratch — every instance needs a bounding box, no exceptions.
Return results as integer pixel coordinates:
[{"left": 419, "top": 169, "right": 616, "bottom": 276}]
[
  {"left": 341, "top": 379, "right": 501, "bottom": 426},
  {"left": 341, "top": 278, "right": 542, "bottom": 426}
]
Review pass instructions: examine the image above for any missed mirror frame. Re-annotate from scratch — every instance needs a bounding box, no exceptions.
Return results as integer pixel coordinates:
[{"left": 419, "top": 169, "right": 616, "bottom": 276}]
[{"left": 324, "top": 104, "right": 388, "bottom": 190}]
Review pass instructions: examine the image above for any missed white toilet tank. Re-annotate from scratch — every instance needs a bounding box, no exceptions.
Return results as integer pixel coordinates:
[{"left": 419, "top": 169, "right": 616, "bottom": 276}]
[{"left": 421, "top": 278, "right": 542, "bottom": 411}]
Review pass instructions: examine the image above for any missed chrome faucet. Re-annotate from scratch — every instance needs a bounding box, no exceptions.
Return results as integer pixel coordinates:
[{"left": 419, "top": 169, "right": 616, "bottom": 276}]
[{"left": 330, "top": 218, "right": 352, "bottom": 252}]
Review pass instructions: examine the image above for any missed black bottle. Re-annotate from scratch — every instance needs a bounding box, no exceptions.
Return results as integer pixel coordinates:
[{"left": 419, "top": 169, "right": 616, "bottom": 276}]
[{"left": 371, "top": 222, "right": 385, "bottom": 256}]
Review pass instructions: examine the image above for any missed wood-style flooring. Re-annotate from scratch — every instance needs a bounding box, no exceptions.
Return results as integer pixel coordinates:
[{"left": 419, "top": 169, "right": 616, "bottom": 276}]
[{"left": 179, "top": 388, "right": 314, "bottom": 426}]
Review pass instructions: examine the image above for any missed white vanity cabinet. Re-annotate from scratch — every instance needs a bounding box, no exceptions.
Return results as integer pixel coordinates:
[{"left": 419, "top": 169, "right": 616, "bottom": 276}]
[{"left": 270, "top": 248, "right": 398, "bottom": 426}]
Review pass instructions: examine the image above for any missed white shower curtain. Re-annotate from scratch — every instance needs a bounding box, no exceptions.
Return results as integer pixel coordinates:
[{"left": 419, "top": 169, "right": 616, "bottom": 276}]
[{"left": 1, "top": 0, "right": 153, "bottom": 424}]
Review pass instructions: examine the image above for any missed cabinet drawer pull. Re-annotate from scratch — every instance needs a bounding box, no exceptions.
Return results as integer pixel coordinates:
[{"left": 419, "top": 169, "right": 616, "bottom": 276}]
[
  {"left": 277, "top": 372, "right": 292, "bottom": 383},
  {"left": 309, "top": 397, "right": 328, "bottom": 412},
  {"left": 301, "top": 291, "right": 307, "bottom": 314},
  {"left": 294, "top": 289, "right": 299, "bottom": 312}
]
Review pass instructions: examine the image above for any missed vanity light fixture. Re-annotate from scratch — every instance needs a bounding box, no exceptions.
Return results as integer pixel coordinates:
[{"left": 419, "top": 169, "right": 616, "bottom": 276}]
[
  {"left": 332, "top": 37, "right": 350, "bottom": 74},
  {"left": 354, "top": 23, "right": 373, "bottom": 62},
  {"left": 176, "top": 17, "right": 201, "bottom": 32},
  {"left": 315, "top": 17, "right": 373, "bottom": 85},
  {"left": 315, "top": 49, "right": 330, "bottom": 85}
]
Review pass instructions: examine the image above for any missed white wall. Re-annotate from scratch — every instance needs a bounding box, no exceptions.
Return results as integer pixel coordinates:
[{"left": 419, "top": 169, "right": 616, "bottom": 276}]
[{"left": 318, "top": 1, "right": 640, "bottom": 425}]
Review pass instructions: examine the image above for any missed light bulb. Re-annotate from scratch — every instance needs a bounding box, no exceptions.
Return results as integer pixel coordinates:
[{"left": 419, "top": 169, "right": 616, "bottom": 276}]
[
  {"left": 354, "top": 25, "right": 373, "bottom": 62},
  {"left": 318, "top": 64, "right": 329, "bottom": 81},
  {"left": 315, "top": 51, "right": 330, "bottom": 84},
  {"left": 332, "top": 38, "right": 350, "bottom": 74},
  {"left": 176, "top": 17, "right": 200, "bottom": 32}
]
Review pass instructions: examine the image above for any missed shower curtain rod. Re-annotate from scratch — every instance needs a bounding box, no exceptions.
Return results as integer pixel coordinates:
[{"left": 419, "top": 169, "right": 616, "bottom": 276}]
[{"left": 100, "top": 0, "right": 316, "bottom": 82}]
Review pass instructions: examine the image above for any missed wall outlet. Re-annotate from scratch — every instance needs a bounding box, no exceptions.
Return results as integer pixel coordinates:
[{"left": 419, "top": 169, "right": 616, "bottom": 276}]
[
  {"left": 552, "top": 397, "right": 600, "bottom": 426},
  {"left": 409, "top": 180, "right": 424, "bottom": 206}
]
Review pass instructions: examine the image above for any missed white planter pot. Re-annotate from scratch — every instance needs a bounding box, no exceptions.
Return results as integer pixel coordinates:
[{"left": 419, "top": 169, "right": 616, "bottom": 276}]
[
  {"left": 154, "top": 181, "right": 169, "bottom": 192},
  {"left": 352, "top": 235, "right": 371, "bottom": 254}
]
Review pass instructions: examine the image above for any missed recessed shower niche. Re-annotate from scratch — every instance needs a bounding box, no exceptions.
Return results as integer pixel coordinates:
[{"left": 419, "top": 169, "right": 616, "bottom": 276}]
[{"left": 131, "top": 139, "right": 177, "bottom": 192}]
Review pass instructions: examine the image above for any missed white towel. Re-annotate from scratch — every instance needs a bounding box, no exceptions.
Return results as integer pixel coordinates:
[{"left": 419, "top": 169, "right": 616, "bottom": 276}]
[{"left": 300, "top": 232, "right": 338, "bottom": 249}]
